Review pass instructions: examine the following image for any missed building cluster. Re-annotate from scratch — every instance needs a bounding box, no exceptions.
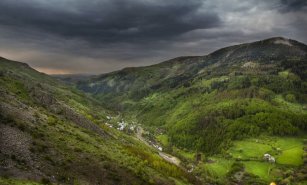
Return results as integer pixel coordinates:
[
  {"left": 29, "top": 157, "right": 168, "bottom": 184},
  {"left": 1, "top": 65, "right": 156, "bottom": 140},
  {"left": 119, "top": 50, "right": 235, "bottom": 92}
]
[{"left": 105, "top": 116, "right": 136, "bottom": 132}]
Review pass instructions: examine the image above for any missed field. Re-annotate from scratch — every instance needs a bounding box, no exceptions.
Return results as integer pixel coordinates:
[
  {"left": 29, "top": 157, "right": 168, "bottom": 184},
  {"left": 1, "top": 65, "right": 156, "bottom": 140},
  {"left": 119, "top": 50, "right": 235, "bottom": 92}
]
[
  {"left": 229, "top": 140, "right": 272, "bottom": 159},
  {"left": 155, "top": 134, "right": 305, "bottom": 182},
  {"left": 203, "top": 158, "right": 234, "bottom": 178},
  {"left": 196, "top": 136, "right": 305, "bottom": 182},
  {"left": 243, "top": 161, "right": 272, "bottom": 181},
  {"left": 0, "top": 178, "right": 42, "bottom": 185},
  {"left": 275, "top": 138, "right": 304, "bottom": 166},
  {"left": 154, "top": 131, "right": 306, "bottom": 183},
  {"left": 157, "top": 134, "right": 169, "bottom": 146}
]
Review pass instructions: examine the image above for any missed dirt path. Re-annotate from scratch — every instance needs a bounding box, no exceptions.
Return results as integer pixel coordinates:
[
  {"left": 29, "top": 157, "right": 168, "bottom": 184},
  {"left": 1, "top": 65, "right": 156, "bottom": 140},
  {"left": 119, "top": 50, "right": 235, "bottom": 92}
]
[
  {"left": 158, "top": 152, "right": 181, "bottom": 166},
  {"left": 136, "top": 126, "right": 181, "bottom": 167}
]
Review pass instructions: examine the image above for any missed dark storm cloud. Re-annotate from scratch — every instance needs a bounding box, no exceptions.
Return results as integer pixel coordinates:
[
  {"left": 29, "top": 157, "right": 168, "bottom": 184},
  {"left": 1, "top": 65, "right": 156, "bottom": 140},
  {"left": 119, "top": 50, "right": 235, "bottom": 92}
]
[
  {"left": 0, "top": 0, "right": 306, "bottom": 74},
  {"left": 0, "top": 0, "right": 221, "bottom": 44},
  {"left": 279, "top": 0, "right": 307, "bottom": 12}
]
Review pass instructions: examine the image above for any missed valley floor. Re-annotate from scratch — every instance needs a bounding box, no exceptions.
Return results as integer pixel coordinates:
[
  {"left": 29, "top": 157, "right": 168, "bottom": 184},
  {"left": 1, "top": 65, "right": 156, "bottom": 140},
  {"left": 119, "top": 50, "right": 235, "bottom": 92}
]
[
  {"left": 136, "top": 126, "right": 181, "bottom": 166},
  {"left": 154, "top": 132, "right": 307, "bottom": 184},
  {"left": 130, "top": 121, "right": 307, "bottom": 184}
]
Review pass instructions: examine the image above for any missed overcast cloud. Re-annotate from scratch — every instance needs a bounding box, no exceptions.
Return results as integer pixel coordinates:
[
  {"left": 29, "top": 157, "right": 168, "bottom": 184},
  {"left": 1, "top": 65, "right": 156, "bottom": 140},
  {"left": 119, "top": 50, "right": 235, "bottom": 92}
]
[{"left": 0, "top": 0, "right": 306, "bottom": 74}]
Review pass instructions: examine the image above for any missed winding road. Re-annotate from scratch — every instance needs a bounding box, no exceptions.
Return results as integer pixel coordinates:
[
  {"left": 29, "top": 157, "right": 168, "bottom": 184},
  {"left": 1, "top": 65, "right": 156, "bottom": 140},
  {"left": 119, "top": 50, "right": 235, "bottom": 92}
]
[{"left": 136, "top": 126, "right": 181, "bottom": 166}]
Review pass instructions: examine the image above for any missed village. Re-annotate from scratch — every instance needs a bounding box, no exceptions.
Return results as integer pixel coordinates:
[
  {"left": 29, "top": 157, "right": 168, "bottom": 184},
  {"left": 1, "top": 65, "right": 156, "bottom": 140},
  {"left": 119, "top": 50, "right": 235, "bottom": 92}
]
[{"left": 104, "top": 115, "right": 163, "bottom": 152}]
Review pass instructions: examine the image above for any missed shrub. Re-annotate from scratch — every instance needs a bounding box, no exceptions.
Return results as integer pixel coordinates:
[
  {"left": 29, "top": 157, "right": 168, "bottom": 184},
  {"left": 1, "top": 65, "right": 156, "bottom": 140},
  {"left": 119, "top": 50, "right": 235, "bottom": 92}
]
[{"left": 41, "top": 177, "right": 51, "bottom": 184}]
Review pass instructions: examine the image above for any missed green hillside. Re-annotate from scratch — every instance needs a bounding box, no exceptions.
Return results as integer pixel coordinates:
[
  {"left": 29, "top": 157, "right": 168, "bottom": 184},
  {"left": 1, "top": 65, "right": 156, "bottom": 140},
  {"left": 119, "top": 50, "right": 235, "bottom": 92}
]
[
  {"left": 2, "top": 37, "right": 307, "bottom": 185},
  {"left": 74, "top": 37, "right": 307, "bottom": 184},
  {"left": 0, "top": 57, "right": 198, "bottom": 185},
  {"left": 76, "top": 37, "right": 307, "bottom": 153}
]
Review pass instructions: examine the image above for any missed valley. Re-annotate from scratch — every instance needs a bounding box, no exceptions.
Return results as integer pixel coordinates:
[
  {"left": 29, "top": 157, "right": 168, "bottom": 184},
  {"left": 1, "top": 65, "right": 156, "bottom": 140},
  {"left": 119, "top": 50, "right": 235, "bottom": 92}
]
[
  {"left": 135, "top": 126, "right": 181, "bottom": 167},
  {"left": 1, "top": 37, "right": 307, "bottom": 184},
  {"left": 73, "top": 37, "right": 307, "bottom": 184},
  {"left": 128, "top": 122, "right": 307, "bottom": 184}
]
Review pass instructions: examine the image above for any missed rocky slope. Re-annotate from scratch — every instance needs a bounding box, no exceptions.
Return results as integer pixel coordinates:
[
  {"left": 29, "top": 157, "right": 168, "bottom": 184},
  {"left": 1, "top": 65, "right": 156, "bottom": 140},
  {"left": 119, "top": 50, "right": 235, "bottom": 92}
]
[{"left": 0, "top": 57, "right": 198, "bottom": 185}]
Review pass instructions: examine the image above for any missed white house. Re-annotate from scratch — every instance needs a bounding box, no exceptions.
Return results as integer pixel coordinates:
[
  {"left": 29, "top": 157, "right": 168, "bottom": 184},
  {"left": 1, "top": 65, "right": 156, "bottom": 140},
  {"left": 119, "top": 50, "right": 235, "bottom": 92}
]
[
  {"left": 263, "top": 153, "right": 275, "bottom": 163},
  {"left": 264, "top": 153, "right": 271, "bottom": 160},
  {"left": 117, "top": 121, "right": 126, "bottom": 131}
]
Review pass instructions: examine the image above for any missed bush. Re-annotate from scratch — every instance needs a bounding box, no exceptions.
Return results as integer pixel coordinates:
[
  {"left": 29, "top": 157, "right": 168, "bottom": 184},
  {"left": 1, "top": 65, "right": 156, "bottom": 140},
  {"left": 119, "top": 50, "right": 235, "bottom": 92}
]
[
  {"left": 285, "top": 94, "right": 296, "bottom": 102},
  {"left": 227, "top": 162, "right": 244, "bottom": 177},
  {"left": 41, "top": 177, "right": 51, "bottom": 184}
]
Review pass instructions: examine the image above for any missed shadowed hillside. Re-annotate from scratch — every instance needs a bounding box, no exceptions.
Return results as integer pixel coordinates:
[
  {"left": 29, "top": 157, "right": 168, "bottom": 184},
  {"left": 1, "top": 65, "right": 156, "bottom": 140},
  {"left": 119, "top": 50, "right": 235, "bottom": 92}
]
[{"left": 0, "top": 57, "right": 198, "bottom": 185}]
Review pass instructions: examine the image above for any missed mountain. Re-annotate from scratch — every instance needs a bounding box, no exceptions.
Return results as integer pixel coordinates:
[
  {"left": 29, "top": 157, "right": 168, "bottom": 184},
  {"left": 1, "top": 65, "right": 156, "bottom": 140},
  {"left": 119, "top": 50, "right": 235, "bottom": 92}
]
[
  {"left": 1, "top": 37, "right": 307, "bottom": 185},
  {"left": 74, "top": 37, "right": 307, "bottom": 184},
  {"left": 77, "top": 37, "right": 307, "bottom": 100},
  {"left": 0, "top": 57, "right": 198, "bottom": 185},
  {"left": 76, "top": 37, "right": 307, "bottom": 150},
  {"left": 52, "top": 74, "right": 94, "bottom": 85}
]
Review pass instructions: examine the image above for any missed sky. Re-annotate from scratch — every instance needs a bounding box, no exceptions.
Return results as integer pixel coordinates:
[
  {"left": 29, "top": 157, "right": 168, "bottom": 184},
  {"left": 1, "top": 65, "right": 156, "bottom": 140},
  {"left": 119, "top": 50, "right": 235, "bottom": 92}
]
[{"left": 0, "top": 0, "right": 306, "bottom": 74}]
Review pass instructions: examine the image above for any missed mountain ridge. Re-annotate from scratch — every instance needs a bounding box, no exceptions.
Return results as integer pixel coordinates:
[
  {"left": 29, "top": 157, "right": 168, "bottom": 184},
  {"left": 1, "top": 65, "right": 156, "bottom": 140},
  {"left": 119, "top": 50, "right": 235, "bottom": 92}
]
[
  {"left": 98, "top": 36, "right": 307, "bottom": 75},
  {"left": 75, "top": 36, "right": 307, "bottom": 100},
  {"left": 73, "top": 36, "right": 307, "bottom": 150}
]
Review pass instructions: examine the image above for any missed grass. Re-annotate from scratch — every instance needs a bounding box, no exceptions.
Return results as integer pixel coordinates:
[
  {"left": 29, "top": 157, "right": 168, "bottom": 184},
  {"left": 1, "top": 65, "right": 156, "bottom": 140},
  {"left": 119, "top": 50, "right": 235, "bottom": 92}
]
[
  {"left": 243, "top": 161, "right": 273, "bottom": 181},
  {"left": 274, "top": 137, "right": 304, "bottom": 166},
  {"left": 274, "top": 137, "right": 303, "bottom": 150},
  {"left": 0, "top": 178, "right": 42, "bottom": 185},
  {"left": 204, "top": 158, "right": 234, "bottom": 178},
  {"left": 173, "top": 147, "right": 195, "bottom": 161},
  {"left": 229, "top": 140, "right": 271, "bottom": 159},
  {"left": 277, "top": 147, "right": 303, "bottom": 166},
  {"left": 0, "top": 77, "right": 31, "bottom": 102},
  {"left": 0, "top": 59, "right": 192, "bottom": 184},
  {"left": 198, "top": 136, "right": 305, "bottom": 182},
  {"left": 157, "top": 134, "right": 169, "bottom": 146}
]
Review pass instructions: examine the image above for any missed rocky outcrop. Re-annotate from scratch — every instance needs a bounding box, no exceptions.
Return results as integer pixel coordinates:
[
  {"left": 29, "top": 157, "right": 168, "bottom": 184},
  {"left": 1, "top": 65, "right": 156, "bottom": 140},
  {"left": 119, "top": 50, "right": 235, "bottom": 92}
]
[
  {"left": 0, "top": 124, "right": 42, "bottom": 180},
  {"left": 29, "top": 85, "right": 107, "bottom": 137},
  {"left": 60, "top": 104, "right": 107, "bottom": 137},
  {"left": 0, "top": 124, "right": 32, "bottom": 166}
]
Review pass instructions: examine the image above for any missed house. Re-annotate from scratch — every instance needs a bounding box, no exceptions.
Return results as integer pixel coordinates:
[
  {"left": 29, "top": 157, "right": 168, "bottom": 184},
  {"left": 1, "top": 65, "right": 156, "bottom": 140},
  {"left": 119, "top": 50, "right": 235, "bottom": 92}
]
[
  {"left": 263, "top": 153, "right": 275, "bottom": 163},
  {"left": 117, "top": 121, "right": 126, "bottom": 131},
  {"left": 264, "top": 153, "right": 271, "bottom": 160}
]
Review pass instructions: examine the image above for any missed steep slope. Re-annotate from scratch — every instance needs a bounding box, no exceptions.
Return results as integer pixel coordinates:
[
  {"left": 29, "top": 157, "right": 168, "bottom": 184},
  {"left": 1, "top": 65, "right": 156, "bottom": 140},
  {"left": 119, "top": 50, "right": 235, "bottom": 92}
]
[
  {"left": 0, "top": 57, "right": 198, "bottom": 185},
  {"left": 77, "top": 37, "right": 306, "bottom": 107},
  {"left": 76, "top": 37, "right": 307, "bottom": 153}
]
